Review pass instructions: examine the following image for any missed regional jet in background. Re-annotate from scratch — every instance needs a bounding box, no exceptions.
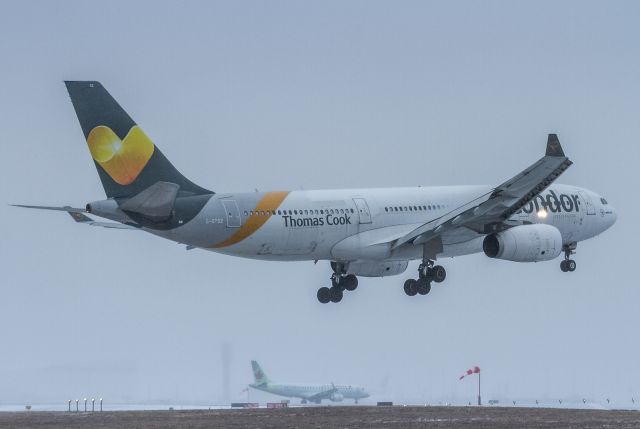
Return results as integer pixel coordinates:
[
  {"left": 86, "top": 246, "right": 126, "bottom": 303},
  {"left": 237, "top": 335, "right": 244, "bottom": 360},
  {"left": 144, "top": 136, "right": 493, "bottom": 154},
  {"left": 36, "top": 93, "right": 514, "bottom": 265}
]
[
  {"left": 249, "top": 360, "right": 369, "bottom": 404},
  {"left": 14, "top": 82, "right": 617, "bottom": 303}
]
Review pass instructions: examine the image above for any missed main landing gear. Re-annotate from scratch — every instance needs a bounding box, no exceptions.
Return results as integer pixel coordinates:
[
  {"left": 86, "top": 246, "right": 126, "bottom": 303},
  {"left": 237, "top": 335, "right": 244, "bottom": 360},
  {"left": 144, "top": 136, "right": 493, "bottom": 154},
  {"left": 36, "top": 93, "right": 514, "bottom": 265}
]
[
  {"left": 317, "top": 262, "right": 358, "bottom": 304},
  {"left": 403, "top": 260, "right": 446, "bottom": 297},
  {"left": 560, "top": 243, "right": 577, "bottom": 272}
]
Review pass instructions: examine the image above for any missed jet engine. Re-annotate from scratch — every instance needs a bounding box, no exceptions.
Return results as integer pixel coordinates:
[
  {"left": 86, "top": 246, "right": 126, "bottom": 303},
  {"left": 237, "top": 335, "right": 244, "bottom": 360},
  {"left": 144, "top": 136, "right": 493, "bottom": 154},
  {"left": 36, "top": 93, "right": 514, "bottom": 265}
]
[
  {"left": 483, "top": 224, "right": 562, "bottom": 262},
  {"left": 330, "top": 393, "right": 344, "bottom": 402},
  {"left": 346, "top": 260, "right": 408, "bottom": 277}
]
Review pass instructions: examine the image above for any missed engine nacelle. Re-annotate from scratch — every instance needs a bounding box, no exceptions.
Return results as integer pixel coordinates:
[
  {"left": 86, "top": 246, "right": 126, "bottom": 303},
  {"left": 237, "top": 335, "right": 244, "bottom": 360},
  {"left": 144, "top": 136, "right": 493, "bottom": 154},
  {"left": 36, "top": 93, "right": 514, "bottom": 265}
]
[
  {"left": 330, "top": 393, "right": 344, "bottom": 402},
  {"left": 483, "top": 224, "right": 562, "bottom": 262},
  {"left": 347, "top": 260, "right": 408, "bottom": 277}
]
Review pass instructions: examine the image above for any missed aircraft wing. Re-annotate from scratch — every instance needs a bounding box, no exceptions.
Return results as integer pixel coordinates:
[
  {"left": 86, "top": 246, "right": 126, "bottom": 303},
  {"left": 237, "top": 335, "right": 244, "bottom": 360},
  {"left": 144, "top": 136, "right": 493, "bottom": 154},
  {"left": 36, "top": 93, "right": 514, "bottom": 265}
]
[
  {"left": 300, "top": 385, "right": 337, "bottom": 401},
  {"left": 392, "top": 134, "right": 572, "bottom": 250},
  {"left": 11, "top": 204, "right": 139, "bottom": 230}
]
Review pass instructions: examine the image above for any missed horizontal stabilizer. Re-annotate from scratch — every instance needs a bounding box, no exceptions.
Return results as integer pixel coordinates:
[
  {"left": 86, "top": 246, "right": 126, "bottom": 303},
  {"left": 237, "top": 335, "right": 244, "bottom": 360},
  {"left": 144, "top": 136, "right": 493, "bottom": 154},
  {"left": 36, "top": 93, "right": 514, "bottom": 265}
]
[
  {"left": 68, "top": 211, "right": 94, "bottom": 223},
  {"left": 67, "top": 211, "right": 138, "bottom": 229},
  {"left": 12, "top": 204, "right": 138, "bottom": 229},
  {"left": 11, "top": 204, "right": 86, "bottom": 213}
]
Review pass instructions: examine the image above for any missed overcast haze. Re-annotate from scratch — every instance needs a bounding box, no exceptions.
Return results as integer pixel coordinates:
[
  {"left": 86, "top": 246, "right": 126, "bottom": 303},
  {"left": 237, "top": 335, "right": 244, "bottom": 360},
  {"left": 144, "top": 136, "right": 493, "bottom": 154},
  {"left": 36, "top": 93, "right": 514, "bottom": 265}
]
[{"left": 0, "top": 1, "right": 638, "bottom": 406}]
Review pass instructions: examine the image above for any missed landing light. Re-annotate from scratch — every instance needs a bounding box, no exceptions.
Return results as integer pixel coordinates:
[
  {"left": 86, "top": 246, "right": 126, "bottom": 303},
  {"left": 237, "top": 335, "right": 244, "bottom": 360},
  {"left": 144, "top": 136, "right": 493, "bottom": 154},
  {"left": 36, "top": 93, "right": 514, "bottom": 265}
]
[{"left": 537, "top": 209, "right": 548, "bottom": 219}]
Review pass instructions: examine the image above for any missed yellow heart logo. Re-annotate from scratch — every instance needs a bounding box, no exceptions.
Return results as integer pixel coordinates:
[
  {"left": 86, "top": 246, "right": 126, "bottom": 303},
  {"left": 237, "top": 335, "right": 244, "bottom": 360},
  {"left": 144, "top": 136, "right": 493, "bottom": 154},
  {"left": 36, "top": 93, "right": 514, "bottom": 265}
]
[{"left": 87, "top": 125, "right": 155, "bottom": 185}]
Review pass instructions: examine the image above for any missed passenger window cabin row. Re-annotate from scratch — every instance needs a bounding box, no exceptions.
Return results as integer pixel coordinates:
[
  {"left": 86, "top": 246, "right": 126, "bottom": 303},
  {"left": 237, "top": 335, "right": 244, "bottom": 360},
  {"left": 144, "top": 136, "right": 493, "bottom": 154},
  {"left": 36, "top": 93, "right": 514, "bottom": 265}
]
[
  {"left": 243, "top": 208, "right": 356, "bottom": 217},
  {"left": 384, "top": 204, "right": 444, "bottom": 212},
  {"left": 241, "top": 205, "right": 446, "bottom": 217},
  {"left": 240, "top": 204, "right": 447, "bottom": 218}
]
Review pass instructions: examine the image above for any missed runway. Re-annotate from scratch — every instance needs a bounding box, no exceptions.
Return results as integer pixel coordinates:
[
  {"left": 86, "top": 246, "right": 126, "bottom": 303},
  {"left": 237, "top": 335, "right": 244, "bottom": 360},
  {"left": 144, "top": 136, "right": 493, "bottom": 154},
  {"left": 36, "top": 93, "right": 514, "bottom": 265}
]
[{"left": 1, "top": 406, "right": 639, "bottom": 429}]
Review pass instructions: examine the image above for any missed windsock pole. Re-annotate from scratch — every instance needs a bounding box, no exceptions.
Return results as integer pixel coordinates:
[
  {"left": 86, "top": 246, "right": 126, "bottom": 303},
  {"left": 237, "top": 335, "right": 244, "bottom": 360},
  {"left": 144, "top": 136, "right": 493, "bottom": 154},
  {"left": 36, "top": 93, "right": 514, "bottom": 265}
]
[
  {"left": 477, "top": 371, "right": 481, "bottom": 406},
  {"left": 459, "top": 366, "right": 481, "bottom": 406}
]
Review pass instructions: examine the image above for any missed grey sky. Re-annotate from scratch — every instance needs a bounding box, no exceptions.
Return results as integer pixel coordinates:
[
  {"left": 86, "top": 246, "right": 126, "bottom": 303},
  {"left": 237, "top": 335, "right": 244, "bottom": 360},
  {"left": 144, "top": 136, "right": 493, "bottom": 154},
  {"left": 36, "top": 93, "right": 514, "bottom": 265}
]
[{"left": 0, "top": 0, "right": 638, "bottom": 405}]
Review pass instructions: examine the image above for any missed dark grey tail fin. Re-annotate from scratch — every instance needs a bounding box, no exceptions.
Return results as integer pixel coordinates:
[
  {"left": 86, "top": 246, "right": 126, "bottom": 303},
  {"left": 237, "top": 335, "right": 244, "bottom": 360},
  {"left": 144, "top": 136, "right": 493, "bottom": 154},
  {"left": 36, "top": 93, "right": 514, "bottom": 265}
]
[
  {"left": 65, "top": 81, "right": 212, "bottom": 199},
  {"left": 545, "top": 133, "right": 565, "bottom": 157}
]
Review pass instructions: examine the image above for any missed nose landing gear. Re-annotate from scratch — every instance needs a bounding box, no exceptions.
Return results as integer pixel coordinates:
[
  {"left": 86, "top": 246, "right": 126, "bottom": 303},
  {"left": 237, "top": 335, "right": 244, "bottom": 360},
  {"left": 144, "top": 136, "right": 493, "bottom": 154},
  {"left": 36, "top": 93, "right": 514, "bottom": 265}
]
[{"left": 560, "top": 243, "right": 577, "bottom": 272}]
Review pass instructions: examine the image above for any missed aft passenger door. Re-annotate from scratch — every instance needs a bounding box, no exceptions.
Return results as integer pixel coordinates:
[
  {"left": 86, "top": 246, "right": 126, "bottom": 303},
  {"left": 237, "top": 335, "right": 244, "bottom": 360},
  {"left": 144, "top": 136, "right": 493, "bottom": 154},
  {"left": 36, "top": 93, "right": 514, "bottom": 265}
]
[
  {"left": 352, "top": 198, "right": 372, "bottom": 224},
  {"left": 221, "top": 200, "right": 241, "bottom": 227}
]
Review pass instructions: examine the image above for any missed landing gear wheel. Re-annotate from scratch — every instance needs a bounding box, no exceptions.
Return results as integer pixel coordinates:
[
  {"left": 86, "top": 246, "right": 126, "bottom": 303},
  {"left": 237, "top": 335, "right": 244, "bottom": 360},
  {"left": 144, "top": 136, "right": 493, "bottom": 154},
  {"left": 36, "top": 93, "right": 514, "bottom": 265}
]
[
  {"left": 560, "top": 259, "right": 577, "bottom": 272},
  {"left": 343, "top": 274, "right": 358, "bottom": 291},
  {"left": 561, "top": 243, "right": 577, "bottom": 273},
  {"left": 404, "top": 279, "right": 418, "bottom": 296},
  {"left": 317, "top": 287, "right": 331, "bottom": 304},
  {"left": 432, "top": 265, "right": 446, "bottom": 283},
  {"left": 329, "top": 286, "right": 343, "bottom": 303},
  {"left": 417, "top": 279, "right": 431, "bottom": 295}
]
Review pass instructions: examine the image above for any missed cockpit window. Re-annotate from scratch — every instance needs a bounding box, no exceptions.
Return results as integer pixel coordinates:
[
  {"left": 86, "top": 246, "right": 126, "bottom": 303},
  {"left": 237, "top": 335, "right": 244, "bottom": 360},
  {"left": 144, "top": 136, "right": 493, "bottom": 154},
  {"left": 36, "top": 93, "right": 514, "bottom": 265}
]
[{"left": 600, "top": 198, "right": 608, "bottom": 204}]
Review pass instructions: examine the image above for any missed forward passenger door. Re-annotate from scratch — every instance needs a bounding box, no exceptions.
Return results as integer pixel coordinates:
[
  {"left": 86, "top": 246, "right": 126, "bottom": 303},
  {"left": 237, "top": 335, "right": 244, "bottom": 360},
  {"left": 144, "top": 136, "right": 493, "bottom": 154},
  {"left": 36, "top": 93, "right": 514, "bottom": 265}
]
[{"left": 353, "top": 198, "right": 372, "bottom": 224}]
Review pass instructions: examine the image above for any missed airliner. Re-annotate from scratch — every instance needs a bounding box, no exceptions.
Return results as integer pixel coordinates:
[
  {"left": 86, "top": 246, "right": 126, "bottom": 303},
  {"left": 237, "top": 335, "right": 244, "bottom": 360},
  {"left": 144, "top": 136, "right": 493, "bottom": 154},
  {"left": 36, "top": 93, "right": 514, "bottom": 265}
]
[
  {"left": 249, "top": 360, "right": 369, "bottom": 404},
  {"left": 14, "top": 82, "right": 617, "bottom": 304}
]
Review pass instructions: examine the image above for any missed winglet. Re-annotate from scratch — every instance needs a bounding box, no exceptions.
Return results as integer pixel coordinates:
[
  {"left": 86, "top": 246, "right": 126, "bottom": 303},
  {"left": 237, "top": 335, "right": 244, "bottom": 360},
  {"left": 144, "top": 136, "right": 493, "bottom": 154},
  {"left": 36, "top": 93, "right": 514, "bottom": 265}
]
[{"left": 545, "top": 134, "right": 565, "bottom": 157}]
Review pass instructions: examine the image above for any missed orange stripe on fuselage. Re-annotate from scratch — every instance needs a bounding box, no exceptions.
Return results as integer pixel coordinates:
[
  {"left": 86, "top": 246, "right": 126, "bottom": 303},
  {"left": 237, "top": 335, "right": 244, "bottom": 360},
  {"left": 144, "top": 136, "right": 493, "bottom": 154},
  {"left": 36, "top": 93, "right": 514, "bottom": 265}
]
[{"left": 211, "top": 191, "right": 290, "bottom": 248}]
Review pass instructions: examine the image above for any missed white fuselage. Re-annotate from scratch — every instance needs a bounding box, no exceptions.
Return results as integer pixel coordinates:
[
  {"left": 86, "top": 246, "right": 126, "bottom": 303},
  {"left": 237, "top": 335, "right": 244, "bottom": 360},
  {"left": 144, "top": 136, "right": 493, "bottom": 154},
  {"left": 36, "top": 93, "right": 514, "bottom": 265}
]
[
  {"left": 153, "top": 183, "right": 616, "bottom": 268},
  {"left": 252, "top": 382, "right": 369, "bottom": 403}
]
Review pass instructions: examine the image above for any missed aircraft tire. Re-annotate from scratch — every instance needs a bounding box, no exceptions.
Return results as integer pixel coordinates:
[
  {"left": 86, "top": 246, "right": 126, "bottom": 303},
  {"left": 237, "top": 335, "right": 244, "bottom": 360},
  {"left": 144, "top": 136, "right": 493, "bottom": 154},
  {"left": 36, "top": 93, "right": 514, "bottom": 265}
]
[
  {"left": 344, "top": 274, "right": 358, "bottom": 291},
  {"left": 329, "top": 286, "right": 343, "bottom": 303},
  {"left": 560, "top": 260, "right": 568, "bottom": 272},
  {"left": 432, "top": 265, "right": 446, "bottom": 283},
  {"left": 567, "top": 260, "right": 576, "bottom": 272},
  {"left": 417, "top": 279, "right": 431, "bottom": 295},
  {"left": 404, "top": 279, "right": 418, "bottom": 296},
  {"left": 317, "top": 287, "right": 331, "bottom": 304}
]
